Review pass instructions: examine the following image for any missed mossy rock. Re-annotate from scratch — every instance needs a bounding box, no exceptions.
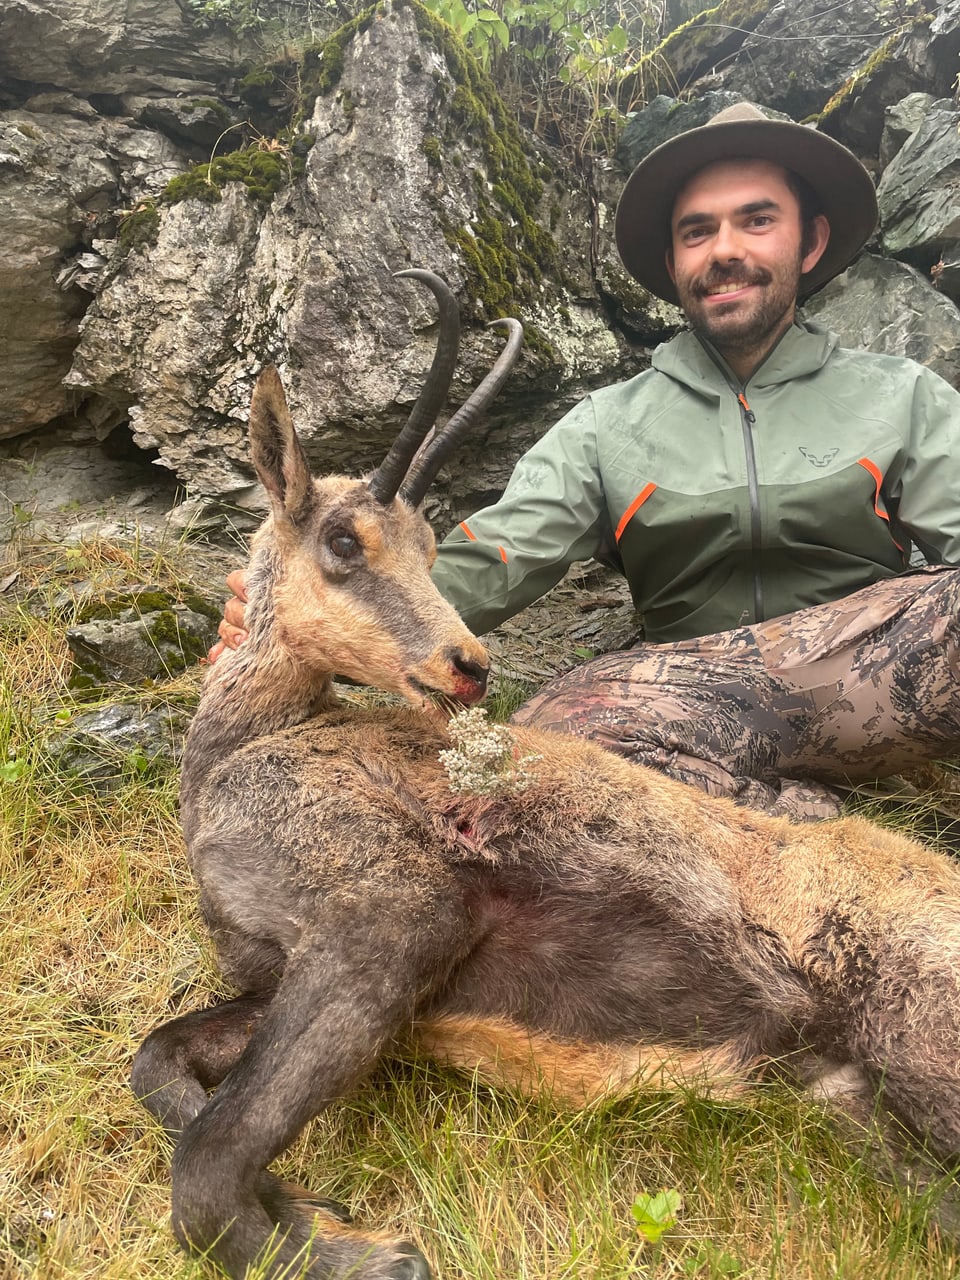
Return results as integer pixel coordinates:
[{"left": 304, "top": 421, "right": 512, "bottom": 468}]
[
  {"left": 118, "top": 202, "right": 160, "bottom": 255},
  {"left": 162, "top": 139, "right": 312, "bottom": 207},
  {"left": 66, "top": 604, "right": 218, "bottom": 690},
  {"left": 618, "top": 0, "right": 774, "bottom": 104}
]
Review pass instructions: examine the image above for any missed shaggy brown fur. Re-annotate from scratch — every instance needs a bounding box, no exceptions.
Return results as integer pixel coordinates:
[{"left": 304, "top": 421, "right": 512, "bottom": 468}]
[{"left": 132, "top": 367, "right": 960, "bottom": 1280}]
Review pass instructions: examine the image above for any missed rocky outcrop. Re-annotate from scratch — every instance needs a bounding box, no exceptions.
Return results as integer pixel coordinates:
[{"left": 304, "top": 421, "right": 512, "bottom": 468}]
[
  {"left": 803, "top": 254, "right": 960, "bottom": 387},
  {"left": 4, "top": 0, "right": 960, "bottom": 526},
  {"left": 877, "top": 99, "right": 960, "bottom": 278},
  {"left": 724, "top": 0, "right": 896, "bottom": 122},
  {"left": 66, "top": 1, "right": 620, "bottom": 513},
  {"left": 0, "top": 0, "right": 257, "bottom": 445},
  {"left": 0, "top": 0, "right": 255, "bottom": 96}
]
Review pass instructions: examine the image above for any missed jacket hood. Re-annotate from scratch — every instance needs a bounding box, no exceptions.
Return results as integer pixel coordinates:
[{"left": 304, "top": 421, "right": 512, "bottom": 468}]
[{"left": 651, "top": 321, "right": 840, "bottom": 396}]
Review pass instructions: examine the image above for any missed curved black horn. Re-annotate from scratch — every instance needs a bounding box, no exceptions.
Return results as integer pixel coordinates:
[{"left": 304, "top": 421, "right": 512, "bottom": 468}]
[
  {"left": 400, "top": 317, "right": 524, "bottom": 509},
  {"left": 367, "top": 269, "right": 461, "bottom": 505}
]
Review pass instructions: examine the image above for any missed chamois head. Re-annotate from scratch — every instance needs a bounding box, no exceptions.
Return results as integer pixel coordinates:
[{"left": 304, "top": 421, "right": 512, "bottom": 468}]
[{"left": 247, "top": 271, "right": 523, "bottom": 712}]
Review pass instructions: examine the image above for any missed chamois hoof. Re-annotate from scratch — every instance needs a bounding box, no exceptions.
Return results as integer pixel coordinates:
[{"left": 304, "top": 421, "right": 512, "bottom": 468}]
[
  {"left": 309, "top": 1195, "right": 352, "bottom": 1224},
  {"left": 390, "top": 1241, "right": 433, "bottom": 1279}
]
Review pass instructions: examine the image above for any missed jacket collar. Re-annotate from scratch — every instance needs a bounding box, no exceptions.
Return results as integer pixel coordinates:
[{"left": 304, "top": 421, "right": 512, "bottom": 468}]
[{"left": 651, "top": 320, "right": 839, "bottom": 395}]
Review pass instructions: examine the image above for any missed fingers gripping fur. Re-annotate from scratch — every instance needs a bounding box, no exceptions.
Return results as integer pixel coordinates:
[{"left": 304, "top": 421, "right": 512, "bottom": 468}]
[{"left": 414, "top": 1014, "right": 756, "bottom": 1106}]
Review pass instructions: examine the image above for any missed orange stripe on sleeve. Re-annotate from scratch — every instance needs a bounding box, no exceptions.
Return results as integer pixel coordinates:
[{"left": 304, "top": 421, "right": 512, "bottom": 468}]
[
  {"left": 459, "top": 521, "right": 507, "bottom": 563},
  {"left": 857, "top": 457, "right": 904, "bottom": 553},
  {"left": 856, "top": 457, "right": 886, "bottom": 520},
  {"left": 615, "top": 483, "right": 657, "bottom": 543}
]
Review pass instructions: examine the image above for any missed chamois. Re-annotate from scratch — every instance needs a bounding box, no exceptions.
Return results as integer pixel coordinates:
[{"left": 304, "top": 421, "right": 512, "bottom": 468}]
[{"left": 133, "top": 270, "right": 960, "bottom": 1280}]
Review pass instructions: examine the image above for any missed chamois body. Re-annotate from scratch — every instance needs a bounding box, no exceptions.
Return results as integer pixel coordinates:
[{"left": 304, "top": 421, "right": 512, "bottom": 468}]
[{"left": 132, "top": 280, "right": 960, "bottom": 1280}]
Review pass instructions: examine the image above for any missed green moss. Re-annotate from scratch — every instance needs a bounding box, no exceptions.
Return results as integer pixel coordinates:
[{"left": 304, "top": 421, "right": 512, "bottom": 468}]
[
  {"left": 422, "top": 135, "right": 442, "bottom": 168},
  {"left": 619, "top": 0, "right": 773, "bottom": 102},
  {"left": 296, "top": 5, "right": 378, "bottom": 122},
  {"left": 146, "top": 610, "right": 209, "bottom": 661},
  {"left": 162, "top": 139, "right": 312, "bottom": 207},
  {"left": 404, "top": 0, "right": 561, "bottom": 339},
  {"left": 239, "top": 67, "right": 280, "bottom": 108},
  {"left": 193, "top": 97, "right": 234, "bottom": 126},
  {"left": 68, "top": 670, "right": 103, "bottom": 691},
  {"left": 163, "top": 167, "right": 221, "bottom": 204},
  {"left": 806, "top": 17, "right": 930, "bottom": 126},
  {"left": 77, "top": 588, "right": 219, "bottom": 626},
  {"left": 118, "top": 202, "right": 161, "bottom": 254}
]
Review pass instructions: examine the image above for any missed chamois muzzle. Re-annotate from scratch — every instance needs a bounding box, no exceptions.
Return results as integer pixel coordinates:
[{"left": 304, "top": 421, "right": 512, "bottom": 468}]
[{"left": 448, "top": 650, "right": 489, "bottom": 704}]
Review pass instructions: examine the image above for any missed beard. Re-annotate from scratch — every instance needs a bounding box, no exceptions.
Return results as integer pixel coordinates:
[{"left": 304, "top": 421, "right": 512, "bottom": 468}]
[{"left": 676, "top": 254, "right": 804, "bottom": 359}]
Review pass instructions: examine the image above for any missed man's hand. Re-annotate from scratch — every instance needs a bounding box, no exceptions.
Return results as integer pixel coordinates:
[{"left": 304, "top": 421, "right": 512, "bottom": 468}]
[{"left": 207, "top": 569, "right": 249, "bottom": 664}]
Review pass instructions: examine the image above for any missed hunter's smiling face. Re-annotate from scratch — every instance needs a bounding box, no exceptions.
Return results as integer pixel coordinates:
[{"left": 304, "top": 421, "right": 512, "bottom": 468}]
[{"left": 666, "top": 158, "right": 829, "bottom": 374}]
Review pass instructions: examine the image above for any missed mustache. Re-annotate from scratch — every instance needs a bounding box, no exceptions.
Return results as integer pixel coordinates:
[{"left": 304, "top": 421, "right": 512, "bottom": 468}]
[{"left": 694, "top": 266, "right": 772, "bottom": 297}]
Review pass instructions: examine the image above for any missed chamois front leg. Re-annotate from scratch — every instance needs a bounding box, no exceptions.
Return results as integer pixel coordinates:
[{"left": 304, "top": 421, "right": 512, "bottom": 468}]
[
  {"left": 167, "top": 883, "right": 470, "bottom": 1280},
  {"left": 132, "top": 993, "right": 274, "bottom": 1138},
  {"left": 133, "top": 992, "right": 354, "bottom": 1234}
]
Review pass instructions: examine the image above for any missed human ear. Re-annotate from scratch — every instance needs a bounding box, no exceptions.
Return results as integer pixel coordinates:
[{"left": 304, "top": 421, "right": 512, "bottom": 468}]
[{"left": 801, "top": 214, "right": 830, "bottom": 275}]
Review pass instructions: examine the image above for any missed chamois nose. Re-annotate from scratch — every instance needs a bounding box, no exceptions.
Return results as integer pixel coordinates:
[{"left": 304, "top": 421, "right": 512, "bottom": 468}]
[{"left": 451, "top": 651, "right": 489, "bottom": 700}]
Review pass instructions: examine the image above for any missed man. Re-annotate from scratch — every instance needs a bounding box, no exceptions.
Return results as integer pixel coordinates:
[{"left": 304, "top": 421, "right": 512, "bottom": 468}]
[{"left": 215, "top": 103, "right": 960, "bottom": 821}]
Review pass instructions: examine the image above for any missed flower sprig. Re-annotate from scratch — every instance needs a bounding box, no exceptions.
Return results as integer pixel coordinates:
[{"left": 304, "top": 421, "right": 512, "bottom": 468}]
[{"left": 439, "top": 706, "right": 541, "bottom": 796}]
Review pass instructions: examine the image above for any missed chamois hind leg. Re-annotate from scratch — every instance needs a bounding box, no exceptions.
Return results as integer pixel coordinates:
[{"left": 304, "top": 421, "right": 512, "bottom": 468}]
[
  {"left": 853, "top": 923, "right": 960, "bottom": 1166},
  {"left": 168, "top": 889, "right": 470, "bottom": 1280},
  {"left": 415, "top": 1014, "right": 757, "bottom": 1106},
  {"left": 814, "top": 923, "right": 960, "bottom": 1236}
]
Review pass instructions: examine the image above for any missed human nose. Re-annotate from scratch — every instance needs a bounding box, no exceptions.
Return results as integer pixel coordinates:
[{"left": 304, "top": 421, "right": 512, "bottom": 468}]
[{"left": 711, "top": 219, "right": 745, "bottom": 263}]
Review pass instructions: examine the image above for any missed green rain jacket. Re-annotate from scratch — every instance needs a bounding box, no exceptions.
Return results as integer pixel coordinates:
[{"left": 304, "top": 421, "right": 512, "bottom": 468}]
[{"left": 431, "top": 321, "right": 960, "bottom": 643}]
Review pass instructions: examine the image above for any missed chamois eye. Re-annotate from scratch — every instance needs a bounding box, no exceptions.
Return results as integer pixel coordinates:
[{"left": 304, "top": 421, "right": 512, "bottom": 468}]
[{"left": 329, "top": 532, "right": 360, "bottom": 559}]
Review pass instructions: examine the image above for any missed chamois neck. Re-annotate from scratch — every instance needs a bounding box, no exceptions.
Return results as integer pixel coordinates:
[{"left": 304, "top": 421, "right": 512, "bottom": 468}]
[{"left": 181, "top": 542, "right": 338, "bottom": 799}]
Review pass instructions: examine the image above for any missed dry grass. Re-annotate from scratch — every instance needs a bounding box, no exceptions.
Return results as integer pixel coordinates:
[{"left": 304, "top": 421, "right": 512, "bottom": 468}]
[{"left": 1, "top": 536, "right": 959, "bottom": 1279}]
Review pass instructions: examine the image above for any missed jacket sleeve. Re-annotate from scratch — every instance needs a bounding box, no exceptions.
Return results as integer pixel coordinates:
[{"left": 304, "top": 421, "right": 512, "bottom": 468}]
[
  {"left": 430, "top": 394, "right": 612, "bottom": 635},
  {"left": 892, "top": 366, "right": 960, "bottom": 565}
]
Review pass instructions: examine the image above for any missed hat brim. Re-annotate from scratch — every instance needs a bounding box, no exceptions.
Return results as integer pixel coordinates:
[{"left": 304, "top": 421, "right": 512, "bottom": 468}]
[{"left": 614, "top": 118, "right": 878, "bottom": 305}]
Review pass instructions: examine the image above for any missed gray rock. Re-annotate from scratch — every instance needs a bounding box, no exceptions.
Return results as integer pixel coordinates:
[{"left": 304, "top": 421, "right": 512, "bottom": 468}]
[
  {"left": 0, "top": 110, "right": 117, "bottom": 438},
  {"left": 46, "top": 699, "right": 190, "bottom": 791},
  {"left": 926, "top": 0, "right": 960, "bottom": 89},
  {"left": 136, "top": 96, "right": 238, "bottom": 151},
  {"left": 880, "top": 92, "right": 937, "bottom": 168},
  {"left": 723, "top": 0, "right": 887, "bottom": 121},
  {"left": 617, "top": 91, "right": 763, "bottom": 174},
  {"left": 802, "top": 253, "right": 960, "bottom": 387},
  {"left": 66, "top": 603, "right": 217, "bottom": 688},
  {"left": 817, "top": 26, "right": 932, "bottom": 159},
  {"left": 67, "top": 2, "right": 624, "bottom": 503},
  {"left": 0, "top": 0, "right": 256, "bottom": 97},
  {"left": 877, "top": 99, "right": 960, "bottom": 269}
]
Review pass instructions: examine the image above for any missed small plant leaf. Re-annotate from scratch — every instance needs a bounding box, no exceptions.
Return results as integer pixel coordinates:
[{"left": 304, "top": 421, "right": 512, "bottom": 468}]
[{"left": 631, "top": 1187, "right": 682, "bottom": 1243}]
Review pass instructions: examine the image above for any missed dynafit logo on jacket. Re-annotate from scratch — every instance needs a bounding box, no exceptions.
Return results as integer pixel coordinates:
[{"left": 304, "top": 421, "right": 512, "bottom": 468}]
[{"left": 798, "top": 447, "right": 840, "bottom": 468}]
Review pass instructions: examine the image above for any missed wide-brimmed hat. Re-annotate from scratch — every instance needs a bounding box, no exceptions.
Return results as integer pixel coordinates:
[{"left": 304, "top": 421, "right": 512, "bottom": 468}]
[{"left": 615, "top": 102, "right": 878, "bottom": 306}]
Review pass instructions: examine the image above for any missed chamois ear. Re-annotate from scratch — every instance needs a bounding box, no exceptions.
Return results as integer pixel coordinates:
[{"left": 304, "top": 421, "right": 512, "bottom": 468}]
[{"left": 249, "top": 366, "right": 315, "bottom": 524}]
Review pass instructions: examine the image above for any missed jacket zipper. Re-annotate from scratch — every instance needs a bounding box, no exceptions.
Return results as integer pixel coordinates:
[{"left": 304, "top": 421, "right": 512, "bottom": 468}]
[
  {"left": 696, "top": 325, "right": 797, "bottom": 626},
  {"left": 736, "top": 390, "right": 763, "bottom": 623}
]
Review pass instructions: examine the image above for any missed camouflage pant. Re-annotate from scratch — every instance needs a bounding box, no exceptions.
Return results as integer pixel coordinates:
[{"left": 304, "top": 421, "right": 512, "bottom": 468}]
[{"left": 512, "top": 567, "right": 960, "bottom": 821}]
